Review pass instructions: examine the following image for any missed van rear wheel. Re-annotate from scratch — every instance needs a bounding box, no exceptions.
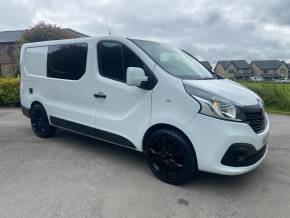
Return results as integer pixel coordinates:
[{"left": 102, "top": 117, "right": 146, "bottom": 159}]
[
  {"left": 145, "top": 129, "right": 197, "bottom": 185},
  {"left": 30, "top": 104, "right": 56, "bottom": 138}
]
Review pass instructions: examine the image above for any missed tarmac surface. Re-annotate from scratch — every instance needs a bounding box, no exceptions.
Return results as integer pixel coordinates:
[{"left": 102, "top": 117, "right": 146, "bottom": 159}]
[{"left": 0, "top": 108, "right": 289, "bottom": 217}]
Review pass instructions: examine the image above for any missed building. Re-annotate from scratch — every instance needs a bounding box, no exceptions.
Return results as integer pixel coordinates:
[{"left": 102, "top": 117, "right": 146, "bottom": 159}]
[
  {"left": 200, "top": 61, "right": 212, "bottom": 71},
  {"left": 251, "top": 60, "right": 288, "bottom": 80},
  {"left": 287, "top": 63, "right": 290, "bottom": 78},
  {"left": 0, "top": 29, "right": 87, "bottom": 76},
  {"left": 214, "top": 60, "right": 253, "bottom": 80}
]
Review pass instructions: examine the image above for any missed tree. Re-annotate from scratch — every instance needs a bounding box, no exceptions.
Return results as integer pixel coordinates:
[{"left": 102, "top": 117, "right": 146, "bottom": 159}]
[{"left": 15, "top": 22, "right": 78, "bottom": 73}]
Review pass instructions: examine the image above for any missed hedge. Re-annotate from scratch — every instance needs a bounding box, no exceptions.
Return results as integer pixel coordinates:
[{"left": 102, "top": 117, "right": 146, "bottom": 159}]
[
  {"left": 241, "top": 82, "right": 290, "bottom": 114},
  {"left": 0, "top": 77, "right": 20, "bottom": 106},
  {"left": 0, "top": 77, "right": 290, "bottom": 115}
]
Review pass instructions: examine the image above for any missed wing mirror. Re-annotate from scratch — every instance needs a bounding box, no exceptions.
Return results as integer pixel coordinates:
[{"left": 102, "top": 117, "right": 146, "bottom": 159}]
[{"left": 126, "top": 67, "right": 148, "bottom": 87}]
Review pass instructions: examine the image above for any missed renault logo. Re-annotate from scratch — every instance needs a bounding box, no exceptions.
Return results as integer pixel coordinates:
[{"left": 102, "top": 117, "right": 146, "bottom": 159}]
[{"left": 257, "top": 99, "right": 263, "bottom": 108}]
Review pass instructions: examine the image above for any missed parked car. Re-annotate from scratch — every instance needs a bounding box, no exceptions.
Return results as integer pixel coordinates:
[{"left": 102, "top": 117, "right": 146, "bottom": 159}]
[
  {"left": 20, "top": 37, "right": 270, "bottom": 185},
  {"left": 249, "top": 77, "right": 264, "bottom": 82},
  {"left": 273, "top": 78, "right": 289, "bottom": 83}
]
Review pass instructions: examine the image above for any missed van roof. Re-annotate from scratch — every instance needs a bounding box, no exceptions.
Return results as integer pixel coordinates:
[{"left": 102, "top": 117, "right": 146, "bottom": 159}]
[{"left": 22, "top": 36, "right": 128, "bottom": 48}]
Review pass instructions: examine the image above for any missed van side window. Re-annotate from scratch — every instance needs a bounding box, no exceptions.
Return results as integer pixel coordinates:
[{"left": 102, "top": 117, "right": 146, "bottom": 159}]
[
  {"left": 97, "top": 41, "right": 144, "bottom": 82},
  {"left": 98, "top": 42, "right": 124, "bottom": 81},
  {"left": 123, "top": 45, "right": 144, "bottom": 71},
  {"left": 47, "top": 43, "right": 88, "bottom": 80}
]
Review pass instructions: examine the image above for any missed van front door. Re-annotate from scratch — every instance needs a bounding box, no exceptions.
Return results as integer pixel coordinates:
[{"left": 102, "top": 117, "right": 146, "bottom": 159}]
[{"left": 92, "top": 40, "right": 154, "bottom": 150}]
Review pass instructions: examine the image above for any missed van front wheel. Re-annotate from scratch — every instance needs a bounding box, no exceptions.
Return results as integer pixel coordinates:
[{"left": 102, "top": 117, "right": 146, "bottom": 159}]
[
  {"left": 30, "top": 104, "right": 56, "bottom": 138},
  {"left": 145, "top": 129, "right": 197, "bottom": 185}
]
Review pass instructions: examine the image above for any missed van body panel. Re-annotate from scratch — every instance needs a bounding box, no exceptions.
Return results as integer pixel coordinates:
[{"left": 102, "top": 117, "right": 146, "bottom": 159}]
[
  {"left": 20, "top": 36, "right": 270, "bottom": 177},
  {"left": 183, "top": 79, "right": 260, "bottom": 106},
  {"left": 184, "top": 112, "right": 270, "bottom": 174},
  {"left": 21, "top": 41, "right": 95, "bottom": 127},
  {"left": 151, "top": 65, "right": 200, "bottom": 128},
  {"left": 20, "top": 37, "right": 155, "bottom": 150},
  {"left": 90, "top": 38, "right": 156, "bottom": 150}
]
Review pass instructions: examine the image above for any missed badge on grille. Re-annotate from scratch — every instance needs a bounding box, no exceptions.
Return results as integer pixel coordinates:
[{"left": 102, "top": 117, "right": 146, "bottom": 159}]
[{"left": 257, "top": 99, "right": 263, "bottom": 109}]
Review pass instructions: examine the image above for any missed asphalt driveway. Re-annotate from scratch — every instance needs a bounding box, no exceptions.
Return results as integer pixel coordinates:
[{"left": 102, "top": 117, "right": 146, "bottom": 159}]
[{"left": 0, "top": 108, "right": 290, "bottom": 218}]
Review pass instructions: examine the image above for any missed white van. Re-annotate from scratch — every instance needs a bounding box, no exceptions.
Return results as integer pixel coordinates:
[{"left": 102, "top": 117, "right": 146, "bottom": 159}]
[{"left": 20, "top": 37, "right": 270, "bottom": 184}]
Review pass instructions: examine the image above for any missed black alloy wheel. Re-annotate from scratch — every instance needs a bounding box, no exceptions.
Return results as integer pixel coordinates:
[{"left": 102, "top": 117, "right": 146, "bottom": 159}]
[
  {"left": 145, "top": 129, "right": 197, "bottom": 185},
  {"left": 30, "top": 104, "right": 56, "bottom": 138}
]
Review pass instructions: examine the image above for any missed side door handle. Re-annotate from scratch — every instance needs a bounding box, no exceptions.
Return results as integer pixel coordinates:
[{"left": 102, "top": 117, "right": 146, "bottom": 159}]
[{"left": 94, "top": 92, "right": 106, "bottom": 99}]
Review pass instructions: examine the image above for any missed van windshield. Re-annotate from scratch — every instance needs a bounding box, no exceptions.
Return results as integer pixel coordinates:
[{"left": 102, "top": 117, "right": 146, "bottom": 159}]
[{"left": 130, "top": 39, "right": 214, "bottom": 80}]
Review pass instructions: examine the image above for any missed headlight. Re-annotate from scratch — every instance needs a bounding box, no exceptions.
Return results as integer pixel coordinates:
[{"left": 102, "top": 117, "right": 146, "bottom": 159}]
[{"left": 184, "top": 84, "right": 242, "bottom": 122}]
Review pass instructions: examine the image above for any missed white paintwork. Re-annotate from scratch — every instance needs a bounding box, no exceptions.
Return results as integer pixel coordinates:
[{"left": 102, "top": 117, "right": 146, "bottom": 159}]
[
  {"left": 183, "top": 79, "right": 261, "bottom": 106},
  {"left": 20, "top": 36, "right": 270, "bottom": 175},
  {"left": 126, "top": 67, "right": 148, "bottom": 86}
]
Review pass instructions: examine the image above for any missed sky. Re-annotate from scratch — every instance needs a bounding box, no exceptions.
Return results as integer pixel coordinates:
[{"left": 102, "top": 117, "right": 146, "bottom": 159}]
[{"left": 1, "top": 0, "right": 290, "bottom": 64}]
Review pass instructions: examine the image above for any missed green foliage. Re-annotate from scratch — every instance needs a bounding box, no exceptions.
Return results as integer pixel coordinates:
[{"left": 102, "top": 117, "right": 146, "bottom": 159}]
[
  {"left": 15, "top": 22, "right": 78, "bottom": 72},
  {"left": 241, "top": 82, "right": 290, "bottom": 113},
  {"left": 0, "top": 77, "right": 20, "bottom": 106}
]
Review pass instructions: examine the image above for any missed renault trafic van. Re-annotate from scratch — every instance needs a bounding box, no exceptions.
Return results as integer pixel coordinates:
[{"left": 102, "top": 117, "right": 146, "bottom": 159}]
[{"left": 20, "top": 37, "right": 270, "bottom": 184}]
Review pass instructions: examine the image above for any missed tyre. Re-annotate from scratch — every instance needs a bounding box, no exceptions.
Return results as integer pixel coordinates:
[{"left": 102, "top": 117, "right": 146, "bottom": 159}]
[
  {"left": 145, "top": 128, "right": 197, "bottom": 185},
  {"left": 30, "top": 104, "right": 56, "bottom": 138}
]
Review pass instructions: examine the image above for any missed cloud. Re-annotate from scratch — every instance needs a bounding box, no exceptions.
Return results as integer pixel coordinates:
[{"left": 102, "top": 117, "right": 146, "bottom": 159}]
[{"left": 0, "top": 0, "right": 289, "bottom": 63}]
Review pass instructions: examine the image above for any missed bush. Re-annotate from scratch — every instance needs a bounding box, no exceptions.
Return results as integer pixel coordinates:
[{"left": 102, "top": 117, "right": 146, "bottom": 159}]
[
  {"left": 0, "top": 77, "right": 20, "bottom": 106},
  {"left": 241, "top": 82, "right": 290, "bottom": 113}
]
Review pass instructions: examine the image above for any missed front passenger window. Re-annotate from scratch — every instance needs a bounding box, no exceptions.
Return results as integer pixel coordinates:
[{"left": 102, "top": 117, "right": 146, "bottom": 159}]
[
  {"left": 98, "top": 42, "right": 125, "bottom": 82},
  {"left": 123, "top": 45, "right": 144, "bottom": 71},
  {"left": 97, "top": 41, "right": 145, "bottom": 83}
]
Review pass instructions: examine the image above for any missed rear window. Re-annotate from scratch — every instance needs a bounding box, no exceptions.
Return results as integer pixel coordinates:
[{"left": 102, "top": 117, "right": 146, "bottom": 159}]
[
  {"left": 47, "top": 43, "right": 88, "bottom": 80},
  {"left": 24, "top": 46, "right": 48, "bottom": 77}
]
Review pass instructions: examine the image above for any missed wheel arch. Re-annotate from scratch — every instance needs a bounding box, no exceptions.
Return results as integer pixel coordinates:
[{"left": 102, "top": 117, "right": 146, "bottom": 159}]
[
  {"left": 30, "top": 101, "right": 44, "bottom": 112},
  {"left": 142, "top": 123, "right": 196, "bottom": 156}
]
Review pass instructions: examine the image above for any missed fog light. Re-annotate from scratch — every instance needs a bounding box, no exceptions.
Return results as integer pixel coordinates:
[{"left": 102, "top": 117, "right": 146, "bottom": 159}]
[{"left": 222, "top": 143, "right": 257, "bottom": 167}]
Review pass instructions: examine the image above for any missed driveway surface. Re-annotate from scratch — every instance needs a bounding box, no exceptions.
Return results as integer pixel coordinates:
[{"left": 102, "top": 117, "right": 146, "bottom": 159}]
[{"left": 0, "top": 108, "right": 290, "bottom": 218}]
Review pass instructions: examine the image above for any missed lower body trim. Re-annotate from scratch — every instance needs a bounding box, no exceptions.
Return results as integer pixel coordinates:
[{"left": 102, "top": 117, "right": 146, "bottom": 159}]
[
  {"left": 21, "top": 105, "right": 30, "bottom": 118},
  {"left": 50, "top": 116, "right": 136, "bottom": 149}
]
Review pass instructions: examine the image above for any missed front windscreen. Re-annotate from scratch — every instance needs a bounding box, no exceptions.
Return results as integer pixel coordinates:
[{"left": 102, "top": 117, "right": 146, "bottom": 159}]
[{"left": 131, "top": 39, "right": 214, "bottom": 80}]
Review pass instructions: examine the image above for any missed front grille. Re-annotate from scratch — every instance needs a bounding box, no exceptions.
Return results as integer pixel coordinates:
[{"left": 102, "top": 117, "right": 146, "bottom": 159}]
[{"left": 244, "top": 108, "right": 266, "bottom": 134}]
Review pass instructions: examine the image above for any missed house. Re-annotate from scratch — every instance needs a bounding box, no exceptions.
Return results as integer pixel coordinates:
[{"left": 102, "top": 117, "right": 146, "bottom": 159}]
[
  {"left": 214, "top": 60, "right": 253, "bottom": 80},
  {"left": 287, "top": 63, "right": 290, "bottom": 78},
  {"left": 200, "top": 61, "right": 212, "bottom": 71},
  {"left": 0, "top": 29, "right": 88, "bottom": 76},
  {"left": 251, "top": 60, "right": 288, "bottom": 80}
]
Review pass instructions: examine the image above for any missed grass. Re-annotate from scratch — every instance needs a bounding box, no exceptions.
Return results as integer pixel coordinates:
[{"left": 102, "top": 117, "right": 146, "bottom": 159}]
[
  {"left": 241, "top": 81, "right": 290, "bottom": 115},
  {"left": 265, "top": 107, "right": 290, "bottom": 115}
]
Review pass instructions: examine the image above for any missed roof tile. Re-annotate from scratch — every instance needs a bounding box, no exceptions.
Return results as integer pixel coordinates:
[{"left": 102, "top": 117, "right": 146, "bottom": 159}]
[
  {"left": 217, "top": 60, "right": 250, "bottom": 70},
  {"left": 251, "top": 60, "right": 285, "bottom": 70},
  {"left": 0, "top": 28, "right": 88, "bottom": 43}
]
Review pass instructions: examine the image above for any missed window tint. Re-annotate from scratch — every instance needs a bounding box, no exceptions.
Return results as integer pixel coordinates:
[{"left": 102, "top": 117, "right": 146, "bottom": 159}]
[
  {"left": 98, "top": 42, "right": 124, "bottom": 81},
  {"left": 123, "top": 45, "right": 144, "bottom": 70},
  {"left": 98, "top": 41, "right": 144, "bottom": 82},
  {"left": 47, "top": 43, "right": 88, "bottom": 80}
]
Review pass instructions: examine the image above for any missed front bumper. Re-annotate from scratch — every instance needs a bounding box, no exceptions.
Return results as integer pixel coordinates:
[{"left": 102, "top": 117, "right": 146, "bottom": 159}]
[
  {"left": 221, "top": 144, "right": 267, "bottom": 167},
  {"left": 185, "top": 112, "right": 270, "bottom": 175}
]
